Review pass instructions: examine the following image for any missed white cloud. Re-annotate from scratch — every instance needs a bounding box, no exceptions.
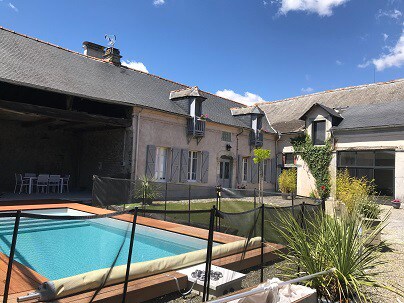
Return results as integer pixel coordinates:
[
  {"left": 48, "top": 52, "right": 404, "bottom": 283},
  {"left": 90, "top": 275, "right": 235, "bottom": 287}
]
[
  {"left": 275, "top": 0, "right": 349, "bottom": 16},
  {"left": 121, "top": 60, "right": 149, "bottom": 73},
  {"left": 358, "top": 31, "right": 404, "bottom": 71},
  {"left": 263, "top": 0, "right": 268, "bottom": 5},
  {"left": 301, "top": 87, "right": 314, "bottom": 93},
  {"left": 383, "top": 33, "right": 389, "bottom": 41},
  {"left": 376, "top": 9, "right": 402, "bottom": 20},
  {"left": 335, "top": 60, "right": 343, "bottom": 65},
  {"left": 153, "top": 0, "right": 165, "bottom": 6},
  {"left": 8, "top": 2, "right": 18, "bottom": 12},
  {"left": 215, "top": 89, "right": 267, "bottom": 106}
]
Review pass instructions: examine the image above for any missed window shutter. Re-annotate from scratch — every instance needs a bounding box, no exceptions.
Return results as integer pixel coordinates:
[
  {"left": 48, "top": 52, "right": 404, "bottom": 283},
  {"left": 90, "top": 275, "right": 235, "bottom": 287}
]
[
  {"left": 179, "top": 149, "right": 189, "bottom": 182},
  {"left": 265, "top": 159, "right": 271, "bottom": 183},
  {"left": 247, "top": 157, "right": 252, "bottom": 183},
  {"left": 237, "top": 155, "right": 242, "bottom": 183},
  {"left": 169, "top": 148, "right": 181, "bottom": 183},
  {"left": 145, "top": 145, "right": 156, "bottom": 179},
  {"left": 200, "top": 151, "right": 209, "bottom": 183},
  {"left": 250, "top": 158, "right": 258, "bottom": 184}
]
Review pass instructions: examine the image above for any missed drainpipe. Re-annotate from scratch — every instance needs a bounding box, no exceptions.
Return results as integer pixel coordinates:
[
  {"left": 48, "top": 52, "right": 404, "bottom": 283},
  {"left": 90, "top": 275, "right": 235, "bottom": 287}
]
[
  {"left": 275, "top": 131, "right": 281, "bottom": 191},
  {"left": 235, "top": 128, "right": 244, "bottom": 186},
  {"left": 132, "top": 108, "right": 143, "bottom": 180}
]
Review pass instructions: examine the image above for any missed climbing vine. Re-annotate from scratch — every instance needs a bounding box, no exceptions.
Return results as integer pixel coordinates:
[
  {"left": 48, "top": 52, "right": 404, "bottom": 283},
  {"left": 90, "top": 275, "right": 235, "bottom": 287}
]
[{"left": 291, "top": 135, "right": 332, "bottom": 199}]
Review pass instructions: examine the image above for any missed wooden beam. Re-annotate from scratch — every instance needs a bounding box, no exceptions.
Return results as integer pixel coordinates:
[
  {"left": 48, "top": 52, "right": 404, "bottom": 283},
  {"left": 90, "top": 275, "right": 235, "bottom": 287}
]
[
  {"left": 0, "top": 100, "right": 131, "bottom": 127},
  {"left": 21, "top": 118, "right": 56, "bottom": 127}
]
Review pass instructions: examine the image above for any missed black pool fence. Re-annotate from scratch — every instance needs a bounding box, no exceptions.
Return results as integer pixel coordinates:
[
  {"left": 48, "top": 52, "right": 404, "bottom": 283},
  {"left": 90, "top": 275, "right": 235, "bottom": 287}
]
[{"left": 1, "top": 201, "right": 321, "bottom": 303}]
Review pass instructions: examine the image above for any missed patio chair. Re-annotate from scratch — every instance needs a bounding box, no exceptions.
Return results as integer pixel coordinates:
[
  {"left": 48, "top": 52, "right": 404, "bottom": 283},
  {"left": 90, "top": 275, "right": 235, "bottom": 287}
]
[
  {"left": 60, "top": 175, "right": 70, "bottom": 193},
  {"left": 48, "top": 175, "right": 61, "bottom": 193},
  {"left": 14, "top": 173, "right": 29, "bottom": 194},
  {"left": 24, "top": 173, "right": 37, "bottom": 177},
  {"left": 36, "top": 174, "right": 49, "bottom": 193}
]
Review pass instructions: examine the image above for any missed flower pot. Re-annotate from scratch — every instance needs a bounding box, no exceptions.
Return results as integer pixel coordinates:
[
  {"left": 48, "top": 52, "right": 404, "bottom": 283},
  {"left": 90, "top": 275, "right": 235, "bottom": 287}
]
[
  {"left": 281, "top": 193, "right": 289, "bottom": 200},
  {"left": 362, "top": 217, "right": 382, "bottom": 246},
  {"left": 392, "top": 202, "right": 401, "bottom": 209}
]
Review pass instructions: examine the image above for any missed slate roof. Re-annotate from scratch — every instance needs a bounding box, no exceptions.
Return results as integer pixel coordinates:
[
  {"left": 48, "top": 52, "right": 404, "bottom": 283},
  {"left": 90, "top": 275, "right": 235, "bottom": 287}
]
[
  {"left": 299, "top": 103, "right": 342, "bottom": 120},
  {"left": 258, "top": 79, "right": 404, "bottom": 133},
  {"left": 0, "top": 27, "right": 274, "bottom": 132},
  {"left": 333, "top": 100, "right": 404, "bottom": 131},
  {"left": 231, "top": 106, "right": 264, "bottom": 116}
]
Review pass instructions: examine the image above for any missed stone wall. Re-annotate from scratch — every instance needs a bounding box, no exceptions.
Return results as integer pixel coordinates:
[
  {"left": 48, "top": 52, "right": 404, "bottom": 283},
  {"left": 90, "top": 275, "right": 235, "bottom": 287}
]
[
  {"left": 0, "top": 120, "right": 79, "bottom": 192},
  {"left": 0, "top": 120, "right": 131, "bottom": 192}
]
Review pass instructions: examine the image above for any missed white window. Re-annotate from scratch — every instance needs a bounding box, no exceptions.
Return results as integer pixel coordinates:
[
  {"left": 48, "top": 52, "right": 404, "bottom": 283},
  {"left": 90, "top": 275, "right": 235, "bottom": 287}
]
[
  {"left": 242, "top": 157, "right": 248, "bottom": 182},
  {"left": 155, "top": 147, "right": 168, "bottom": 181},
  {"left": 188, "top": 151, "right": 198, "bottom": 181}
]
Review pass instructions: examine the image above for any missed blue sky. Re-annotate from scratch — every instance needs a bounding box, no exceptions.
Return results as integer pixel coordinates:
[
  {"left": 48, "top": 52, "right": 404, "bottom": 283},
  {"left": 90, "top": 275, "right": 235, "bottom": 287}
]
[{"left": 0, "top": 0, "right": 403, "bottom": 105}]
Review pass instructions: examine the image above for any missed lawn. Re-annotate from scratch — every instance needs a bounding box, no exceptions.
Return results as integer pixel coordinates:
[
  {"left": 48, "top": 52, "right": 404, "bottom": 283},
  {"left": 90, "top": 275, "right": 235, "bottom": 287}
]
[{"left": 123, "top": 199, "right": 294, "bottom": 242}]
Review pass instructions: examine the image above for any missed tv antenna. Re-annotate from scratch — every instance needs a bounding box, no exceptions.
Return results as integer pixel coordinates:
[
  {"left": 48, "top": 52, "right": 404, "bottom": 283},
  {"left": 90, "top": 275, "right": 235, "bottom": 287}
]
[{"left": 104, "top": 34, "right": 116, "bottom": 48}]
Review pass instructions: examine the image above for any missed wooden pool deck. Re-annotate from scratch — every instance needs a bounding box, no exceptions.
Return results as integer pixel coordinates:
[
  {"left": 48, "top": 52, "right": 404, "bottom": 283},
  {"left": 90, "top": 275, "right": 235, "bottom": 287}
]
[{"left": 0, "top": 201, "right": 285, "bottom": 303}]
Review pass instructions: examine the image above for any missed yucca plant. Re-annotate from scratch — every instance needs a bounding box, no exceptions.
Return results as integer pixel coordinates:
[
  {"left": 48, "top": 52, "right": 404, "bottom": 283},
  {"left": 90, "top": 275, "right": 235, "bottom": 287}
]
[{"left": 272, "top": 210, "right": 398, "bottom": 302}]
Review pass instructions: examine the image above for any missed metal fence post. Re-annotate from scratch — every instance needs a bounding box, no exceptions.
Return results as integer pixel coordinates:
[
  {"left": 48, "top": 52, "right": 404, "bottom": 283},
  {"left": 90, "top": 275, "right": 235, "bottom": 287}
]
[
  {"left": 188, "top": 185, "right": 191, "bottom": 225},
  {"left": 3, "top": 210, "right": 21, "bottom": 303},
  {"left": 202, "top": 206, "right": 216, "bottom": 302},
  {"left": 321, "top": 197, "right": 326, "bottom": 213},
  {"left": 253, "top": 188, "right": 257, "bottom": 210},
  {"left": 164, "top": 182, "right": 168, "bottom": 221},
  {"left": 260, "top": 204, "right": 265, "bottom": 283},
  {"left": 301, "top": 201, "right": 306, "bottom": 230},
  {"left": 122, "top": 207, "right": 138, "bottom": 303}
]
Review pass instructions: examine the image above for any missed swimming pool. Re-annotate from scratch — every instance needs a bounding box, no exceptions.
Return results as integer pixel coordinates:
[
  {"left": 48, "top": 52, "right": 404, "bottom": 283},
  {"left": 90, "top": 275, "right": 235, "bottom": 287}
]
[{"left": 0, "top": 208, "right": 210, "bottom": 280}]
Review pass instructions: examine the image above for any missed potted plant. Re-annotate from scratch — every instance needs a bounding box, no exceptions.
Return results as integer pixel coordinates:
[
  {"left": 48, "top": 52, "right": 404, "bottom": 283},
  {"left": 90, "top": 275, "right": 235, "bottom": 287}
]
[
  {"left": 198, "top": 114, "right": 208, "bottom": 121},
  {"left": 392, "top": 199, "right": 401, "bottom": 209},
  {"left": 278, "top": 168, "right": 297, "bottom": 200},
  {"left": 359, "top": 198, "right": 383, "bottom": 245},
  {"left": 134, "top": 175, "right": 161, "bottom": 205}
]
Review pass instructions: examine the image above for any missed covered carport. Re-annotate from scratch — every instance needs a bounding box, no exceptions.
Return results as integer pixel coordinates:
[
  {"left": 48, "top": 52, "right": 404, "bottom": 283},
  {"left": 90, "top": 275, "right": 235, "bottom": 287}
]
[{"left": 0, "top": 80, "right": 132, "bottom": 195}]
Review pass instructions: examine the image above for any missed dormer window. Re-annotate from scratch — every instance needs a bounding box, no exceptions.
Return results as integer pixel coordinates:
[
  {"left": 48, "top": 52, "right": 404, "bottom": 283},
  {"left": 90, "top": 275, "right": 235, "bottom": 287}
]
[{"left": 312, "top": 120, "right": 326, "bottom": 145}]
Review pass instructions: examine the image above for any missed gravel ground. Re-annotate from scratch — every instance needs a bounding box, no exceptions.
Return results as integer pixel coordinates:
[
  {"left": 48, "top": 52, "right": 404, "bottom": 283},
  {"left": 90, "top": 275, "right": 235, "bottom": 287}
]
[{"left": 363, "top": 205, "right": 404, "bottom": 303}]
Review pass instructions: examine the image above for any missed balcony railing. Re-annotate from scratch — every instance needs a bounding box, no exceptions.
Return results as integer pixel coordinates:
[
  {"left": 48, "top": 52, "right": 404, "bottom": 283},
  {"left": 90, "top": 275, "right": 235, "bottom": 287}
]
[
  {"left": 249, "top": 131, "right": 263, "bottom": 147},
  {"left": 187, "top": 117, "right": 206, "bottom": 137}
]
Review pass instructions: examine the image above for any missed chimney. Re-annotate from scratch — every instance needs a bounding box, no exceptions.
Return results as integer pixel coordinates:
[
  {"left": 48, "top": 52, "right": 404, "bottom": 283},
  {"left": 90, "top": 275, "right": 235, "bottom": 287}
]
[
  {"left": 82, "top": 41, "right": 105, "bottom": 59},
  {"left": 103, "top": 47, "right": 122, "bottom": 66}
]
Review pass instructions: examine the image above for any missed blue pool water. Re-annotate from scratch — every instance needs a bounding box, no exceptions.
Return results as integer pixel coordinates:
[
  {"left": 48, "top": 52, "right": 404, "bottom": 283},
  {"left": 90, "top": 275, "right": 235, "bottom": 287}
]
[{"left": 0, "top": 209, "right": 209, "bottom": 280}]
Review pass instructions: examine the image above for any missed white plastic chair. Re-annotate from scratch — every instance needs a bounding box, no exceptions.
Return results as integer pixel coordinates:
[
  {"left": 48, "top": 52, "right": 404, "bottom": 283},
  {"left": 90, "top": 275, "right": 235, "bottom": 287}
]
[
  {"left": 24, "top": 173, "right": 36, "bottom": 178},
  {"left": 15, "top": 173, "right": 29, "bottom": 194},
  {"left": 60, "top": 175, "right": 70, "bottom": 193},
  {"left": 48, "top": 175, "right": 61, "bottom": 193},
  {"left": 36, "top": 174, "right": 49, "bottom": 193}
]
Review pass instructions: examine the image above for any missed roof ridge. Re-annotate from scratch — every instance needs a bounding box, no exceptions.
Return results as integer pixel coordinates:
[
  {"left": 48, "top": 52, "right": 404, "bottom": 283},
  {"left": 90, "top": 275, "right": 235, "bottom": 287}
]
[
  {"left": 0, "top": 26, "right": 248, "bottom": 109},
  {"left": 257, "top": 78, "right": 404, "bottom": 106}
]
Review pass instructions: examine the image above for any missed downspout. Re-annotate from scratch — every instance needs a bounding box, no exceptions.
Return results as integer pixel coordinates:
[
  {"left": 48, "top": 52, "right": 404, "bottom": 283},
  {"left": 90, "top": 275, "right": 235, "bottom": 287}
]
[
  {"left": 235, "top": 128, "right": 244, "bottom": 186},
  {"left": 275, "top": 131, "right": 281, "bottom": 191},
  {"left": 132, "top": 108, "right": 143, "bottom": 180}
]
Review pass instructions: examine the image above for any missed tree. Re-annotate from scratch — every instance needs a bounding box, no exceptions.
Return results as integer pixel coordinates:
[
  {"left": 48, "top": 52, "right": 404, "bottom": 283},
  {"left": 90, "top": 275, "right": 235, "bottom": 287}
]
[{"left": 253, "top": 148, "right": 271, "bottom": 205}]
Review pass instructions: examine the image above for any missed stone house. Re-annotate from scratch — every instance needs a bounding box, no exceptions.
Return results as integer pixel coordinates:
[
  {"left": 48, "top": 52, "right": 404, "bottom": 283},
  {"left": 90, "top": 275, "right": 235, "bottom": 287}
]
[
  {"left": 259, "top": 80, "right": 404, "bottom": 200},
  {"left": 0, "top": 27, "right": 276, "bottom": 194},
  {"left": 1, "top": 27, "right": 403, "bottom": 200}
]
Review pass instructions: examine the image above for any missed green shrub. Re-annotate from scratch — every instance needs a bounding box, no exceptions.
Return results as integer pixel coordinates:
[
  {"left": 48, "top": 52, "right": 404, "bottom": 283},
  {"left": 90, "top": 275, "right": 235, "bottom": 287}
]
[
  {"left": 278, "top": 168, "right": 297, "bottom": 194},
  {"left": 134, "top": 175, "right": 162, "bottom": 204},
  {"left": 273, "top": 211, "right": 395, "bottom": 302},
  {"left": 336, "top": 169, "right": 375, "bottom": 214},
  {"left": 359, "top": 198, "right": 382, "bottom": 220}
]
